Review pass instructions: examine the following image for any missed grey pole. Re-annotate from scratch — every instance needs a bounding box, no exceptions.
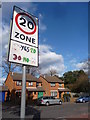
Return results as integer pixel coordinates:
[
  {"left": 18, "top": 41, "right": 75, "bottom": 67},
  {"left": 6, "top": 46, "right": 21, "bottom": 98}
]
[{"left": 20, "top": 66, "right": 26, "bottom": 118}]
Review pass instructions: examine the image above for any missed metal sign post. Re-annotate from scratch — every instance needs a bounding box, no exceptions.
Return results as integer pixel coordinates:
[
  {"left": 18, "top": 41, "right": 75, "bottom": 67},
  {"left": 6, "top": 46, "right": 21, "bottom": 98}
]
[
  {"left": 20, "top": 66, "right": 26, "bottom": 118},
  {"left": 8, "top": 6, "right": 38, "bottom": 119}
]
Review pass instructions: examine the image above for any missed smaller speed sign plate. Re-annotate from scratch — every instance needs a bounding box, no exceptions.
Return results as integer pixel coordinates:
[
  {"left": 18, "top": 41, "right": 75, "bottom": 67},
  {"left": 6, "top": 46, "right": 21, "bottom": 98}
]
[{"left": 11, "top": 6, "right": 38, "bottom": 47}]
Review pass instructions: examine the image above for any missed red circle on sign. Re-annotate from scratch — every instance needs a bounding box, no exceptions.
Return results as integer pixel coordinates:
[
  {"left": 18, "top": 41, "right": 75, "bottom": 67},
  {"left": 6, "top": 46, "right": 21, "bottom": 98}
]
[{"left": 15, "top": 13, "right": 36, "bottom": 35}]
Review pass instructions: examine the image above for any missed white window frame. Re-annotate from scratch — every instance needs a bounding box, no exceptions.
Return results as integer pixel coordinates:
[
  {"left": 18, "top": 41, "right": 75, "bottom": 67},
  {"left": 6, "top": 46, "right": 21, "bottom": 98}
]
[
  {"left": 36, "top": 82, "right": 39, "bottom": 87},
  {"left": 51, "top": 91, "right": 57, "bottom": 97},
  {"left": 50, "top": 83, "right": 55, "bottom": 87},
  {"left": 29, "top": 82, "right": 33, "bottom": 86},
  {"left": 16, "top": 81, "right": 22, "bottom": 86},
  {"left": 59, "top": 83, "right": 62, "bottom": 87}
]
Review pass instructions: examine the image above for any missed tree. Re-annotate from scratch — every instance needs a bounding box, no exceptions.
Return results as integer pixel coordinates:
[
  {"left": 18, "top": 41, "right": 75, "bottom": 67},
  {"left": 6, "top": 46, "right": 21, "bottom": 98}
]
[
  {"left": 26, "top": 66, "right": 40, "bottom": 76},
  {"left": 48, "top": 68, "right": 58, "bottom": 76},
  {"left": 72, "top": 73, "right": 89, "bottom": 93},
  {"left": 1, "top": 53, "right": 22, "bottom": 77},
  {"left": 1, "top": 53, "right": 40, "bottom": 78},
  {"left": 63, "top": 71, "right": 77, "bottom": 84},
  {"left": 63, "top": 70, "right": 86, "bottom": 85},
  {"left": 63, "top": 70, "right": 89, "bottom": 93}
]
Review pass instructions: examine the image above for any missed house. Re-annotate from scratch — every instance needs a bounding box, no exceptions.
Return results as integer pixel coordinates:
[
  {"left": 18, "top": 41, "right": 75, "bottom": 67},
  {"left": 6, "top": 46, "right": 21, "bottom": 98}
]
[
  {"left": 39, "top": 75, "right": 71, "bottom": 99},
  {"left": 5, "top": 72, "right": 45, "bottom": 101}
]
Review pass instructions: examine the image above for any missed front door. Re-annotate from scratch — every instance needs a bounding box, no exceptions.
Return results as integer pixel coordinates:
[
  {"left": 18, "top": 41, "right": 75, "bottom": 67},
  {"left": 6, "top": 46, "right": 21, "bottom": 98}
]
[{"left": 38, "top": 92, "right": 43, "bottom": 98}]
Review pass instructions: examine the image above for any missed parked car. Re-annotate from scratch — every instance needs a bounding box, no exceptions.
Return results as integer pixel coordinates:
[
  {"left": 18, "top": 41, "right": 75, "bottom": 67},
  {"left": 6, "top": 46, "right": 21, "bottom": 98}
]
[
  {"left": 37, "top": 96, "right": 62, "bottom": 106},
  {"left": 76, "top": 96, "right": 90, "bottom": 103}
]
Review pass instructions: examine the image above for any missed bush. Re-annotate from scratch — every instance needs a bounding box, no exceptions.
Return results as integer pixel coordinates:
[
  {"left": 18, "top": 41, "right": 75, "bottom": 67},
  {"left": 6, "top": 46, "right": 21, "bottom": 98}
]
[{"left": 73, "top": 93, "right": 79, "bottom": 97}]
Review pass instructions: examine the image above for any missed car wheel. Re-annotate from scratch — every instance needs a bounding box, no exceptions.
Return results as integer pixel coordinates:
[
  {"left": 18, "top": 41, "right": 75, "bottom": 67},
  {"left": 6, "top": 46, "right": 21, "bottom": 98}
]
[
  {"left": 46, "top": 102, "right": 49, "bottom": 106},
  {"left": 59, "top": 101, "right": 62, "bottom": 105},
  {"left": 82, "top": 100, "right": 85, "bottom": 103}
]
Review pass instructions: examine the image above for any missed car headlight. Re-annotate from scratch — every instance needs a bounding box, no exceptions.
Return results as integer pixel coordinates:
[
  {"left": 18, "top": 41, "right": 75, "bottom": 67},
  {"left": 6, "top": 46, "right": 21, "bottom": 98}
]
[{"left": 79, "top": 99, "right": 83, "bottom": 102}]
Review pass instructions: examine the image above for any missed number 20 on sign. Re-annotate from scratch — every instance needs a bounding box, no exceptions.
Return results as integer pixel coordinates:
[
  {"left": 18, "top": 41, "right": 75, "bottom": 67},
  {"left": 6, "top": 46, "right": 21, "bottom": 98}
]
[{"left": 11, "top": 6, "right": 38, "bottom": 48}]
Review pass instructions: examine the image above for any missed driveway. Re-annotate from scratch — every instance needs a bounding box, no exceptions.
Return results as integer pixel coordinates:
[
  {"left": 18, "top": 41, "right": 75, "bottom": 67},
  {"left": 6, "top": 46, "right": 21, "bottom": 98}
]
[{"left": 2, "top": 102, "right": 89, "bottom": 119}]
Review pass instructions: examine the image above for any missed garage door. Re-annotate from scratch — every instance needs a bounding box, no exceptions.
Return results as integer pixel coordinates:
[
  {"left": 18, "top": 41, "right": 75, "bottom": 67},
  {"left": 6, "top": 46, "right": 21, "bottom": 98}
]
[
  {"left": 0, "top": 92, "right": 5, "bottom": 102},
  {"left": 38, "top": 92, "right": 43, "bottom": 98}
]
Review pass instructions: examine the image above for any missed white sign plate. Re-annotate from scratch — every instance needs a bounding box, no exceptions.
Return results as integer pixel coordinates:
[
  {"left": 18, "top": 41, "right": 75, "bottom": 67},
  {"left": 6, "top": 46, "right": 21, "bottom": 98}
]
[
  {"left": 9, "top": 40, "right": 38, "bottom": 66},
  {"left": 8, "top": 6, "right": 38, "bottom": 66},
  {"left": 11, "top": 6, "right": 38, "bottom": 47},
  {"left": 11, "top": 7, "right": 38, "bottom": 47}
]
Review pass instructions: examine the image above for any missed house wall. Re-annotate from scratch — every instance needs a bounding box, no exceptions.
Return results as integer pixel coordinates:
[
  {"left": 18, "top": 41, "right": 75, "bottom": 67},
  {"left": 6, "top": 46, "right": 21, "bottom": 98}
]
[
  {"left": 38, "top": 83, "right": 42, "bottom": 87},
  {"left": 33, "top": 92, "right": 38, "bottom": 99},
  {"left": 49, "top": 83, "right": 64, "bottom": 98},
  {"left": 14, "top": 81, "right": 22, "bottom": 90},
  {"left": 5, "top": 73, "right": 15, "bottom": 92},
  {"left": 26, "top": 81, "right": 36, "bottom": 87},
  {"left": 39, "top": 76, "right": 65, "bottom": 99},
  {"left": 5, "top": 74, "right": 38, "bottom": 100},
  {"left": 39, "top": 76, "right": 49, "bottom": 96}
]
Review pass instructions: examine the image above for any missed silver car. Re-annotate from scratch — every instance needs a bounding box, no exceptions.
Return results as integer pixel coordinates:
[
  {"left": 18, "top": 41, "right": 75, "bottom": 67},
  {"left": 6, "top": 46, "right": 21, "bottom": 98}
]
[{"left": 37, "top": 96, "right": 62, "bottom": 106}]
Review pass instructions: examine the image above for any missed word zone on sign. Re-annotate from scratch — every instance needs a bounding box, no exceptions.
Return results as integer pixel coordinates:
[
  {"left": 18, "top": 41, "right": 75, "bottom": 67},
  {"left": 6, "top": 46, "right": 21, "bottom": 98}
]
[{"left": 11, "top": 8, "right": 38, "bottom": 48}]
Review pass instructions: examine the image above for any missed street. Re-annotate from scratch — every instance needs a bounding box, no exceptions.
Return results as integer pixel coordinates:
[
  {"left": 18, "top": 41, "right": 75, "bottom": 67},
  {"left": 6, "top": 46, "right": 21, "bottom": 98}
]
[{"left": 1, "top": 102, "right": 89, "bottom": 119}]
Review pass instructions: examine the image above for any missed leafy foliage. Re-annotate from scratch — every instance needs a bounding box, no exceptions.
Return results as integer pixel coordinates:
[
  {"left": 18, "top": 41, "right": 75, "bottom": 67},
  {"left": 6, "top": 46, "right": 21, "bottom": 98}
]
[
  {"left": 63, "top": 70, "right": 85, "bottom": 84},
  {"left": 62, "top": 70, "right": 89, "bottom": 93}
]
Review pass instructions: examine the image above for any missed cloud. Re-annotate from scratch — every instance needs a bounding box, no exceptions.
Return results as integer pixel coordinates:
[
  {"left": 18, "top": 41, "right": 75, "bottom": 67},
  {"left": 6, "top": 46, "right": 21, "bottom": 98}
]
[
  {"left": 70, "top": 58, "right": 77, "bottom": 66},
  {"left": 4, "top": 44, "right": 8, "bottom": 49},
  {"left": 70, "top": 58, "right": 88, "bottom": 72},
  {"left": 75, "top": 61, "right": 88, "bottom": 72},
  {"left": 0, "top": 23, "right": 10, "bottom": 53},
  {"left": 39, "top": 13, "right": 47, "bottom": 31},
  {"left": 39, "top": 44, "right": 66, "bottom": 76},
  {"left": 0, "top": 78, "right": 6, "bottom": 86}
]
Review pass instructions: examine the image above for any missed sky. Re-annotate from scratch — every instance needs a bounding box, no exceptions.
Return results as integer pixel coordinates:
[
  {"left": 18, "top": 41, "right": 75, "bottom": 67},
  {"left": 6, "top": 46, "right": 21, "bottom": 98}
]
[{"left": 0, "top": 2, "right": 88, "bottom": 79}]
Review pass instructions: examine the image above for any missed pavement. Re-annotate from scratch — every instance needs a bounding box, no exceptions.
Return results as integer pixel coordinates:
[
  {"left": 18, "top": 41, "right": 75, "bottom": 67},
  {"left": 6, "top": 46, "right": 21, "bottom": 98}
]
[{"left": 1, "top": 102, "right": 90, "bottom": 120}]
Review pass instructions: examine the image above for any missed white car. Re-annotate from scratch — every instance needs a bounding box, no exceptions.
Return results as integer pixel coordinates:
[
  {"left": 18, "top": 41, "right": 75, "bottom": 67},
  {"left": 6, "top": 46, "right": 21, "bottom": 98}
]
[{"left": 37, "top": 96, "right": 62, "bottom": 106}]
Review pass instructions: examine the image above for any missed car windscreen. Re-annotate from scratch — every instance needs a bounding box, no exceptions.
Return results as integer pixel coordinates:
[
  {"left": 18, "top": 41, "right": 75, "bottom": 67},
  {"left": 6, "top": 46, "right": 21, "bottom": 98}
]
[{"left": 43, "top": 97, "right": 49, "bottom": 100}]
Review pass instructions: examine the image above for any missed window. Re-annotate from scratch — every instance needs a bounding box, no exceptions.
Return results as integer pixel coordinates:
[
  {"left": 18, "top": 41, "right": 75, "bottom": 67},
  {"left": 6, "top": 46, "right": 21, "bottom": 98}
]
[
  {"left": 29, "top": 82, "right": 33, "bottom": 86},
  {"left": 43, "top": 97, "right": 49, "bottom": 100},
  {"left": 34, "top": 92, "right": 36, "bottom": 95},
  {"left": 59, "top": 83, "right": 62, "bottom": 87},
  {"left": 51, "top": 91, "right": 57, "bottom": 97},
  {"left": 50, "top": 83, "right": 55, "bottom": 87},
  {"left": 36, "top": 83, "right": 39, "bottom": 87},
  {"left": 50, "top": 96, "right": 55, "bottom": 99},
  {"left": 16, "top": 81, "right": 22, "bottom": 86}
]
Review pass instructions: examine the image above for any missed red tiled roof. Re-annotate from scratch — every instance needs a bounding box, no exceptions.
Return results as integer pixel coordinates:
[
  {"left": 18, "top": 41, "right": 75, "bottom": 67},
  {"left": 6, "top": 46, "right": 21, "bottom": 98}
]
[
  {"left": 41, "top": 75, "right": 64, "bottom": 83},
  {"left": 58, "top": 88, "right": 71, "bottom": 92},
  {"left": 26, "top": 86, "right": 45, "bottom": 92},
  {"left": 10, "top": 72, "right": 41, "bottom": 83}
]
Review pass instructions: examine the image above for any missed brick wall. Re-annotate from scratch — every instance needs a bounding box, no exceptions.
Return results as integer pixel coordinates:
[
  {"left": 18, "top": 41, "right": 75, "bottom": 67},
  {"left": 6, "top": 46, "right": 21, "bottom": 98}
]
[
  {"left": 39, "top": 76, "right": 49, "bottom": 96},
  {"left": 39, "top": 76, "right": 65, "bottom": 99},
  {"left": 5, "top": 73, "right": 15, "bottom": 92}
]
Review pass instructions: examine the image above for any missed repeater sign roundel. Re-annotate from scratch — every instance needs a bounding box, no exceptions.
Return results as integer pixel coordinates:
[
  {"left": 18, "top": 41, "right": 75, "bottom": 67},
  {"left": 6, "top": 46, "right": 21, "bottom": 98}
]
[
  {"left": 15, "top": 12, "right": 36, "bottom": 35},
  {"left": 8, "top": 6, "right": 38, "bottom": 66}
]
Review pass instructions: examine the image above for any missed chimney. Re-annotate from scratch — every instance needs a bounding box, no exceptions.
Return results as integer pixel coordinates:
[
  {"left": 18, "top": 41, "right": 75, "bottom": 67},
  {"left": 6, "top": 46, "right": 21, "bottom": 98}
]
[
  {"left": 12, "top": 72, "right": 13, "bottom": 76},
  {"left": 43, "top": 75, "right": 45, "bottom": 78}
]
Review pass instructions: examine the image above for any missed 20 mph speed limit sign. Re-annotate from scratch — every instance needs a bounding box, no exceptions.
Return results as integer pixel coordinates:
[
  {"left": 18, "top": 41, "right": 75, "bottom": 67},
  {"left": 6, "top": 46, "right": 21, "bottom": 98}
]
[
  {"left": 11, "top": 6, "right": 38, "bottom": 47},
  {"left": 8, "top": 6, "right": 38, "bottom": 66}
]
